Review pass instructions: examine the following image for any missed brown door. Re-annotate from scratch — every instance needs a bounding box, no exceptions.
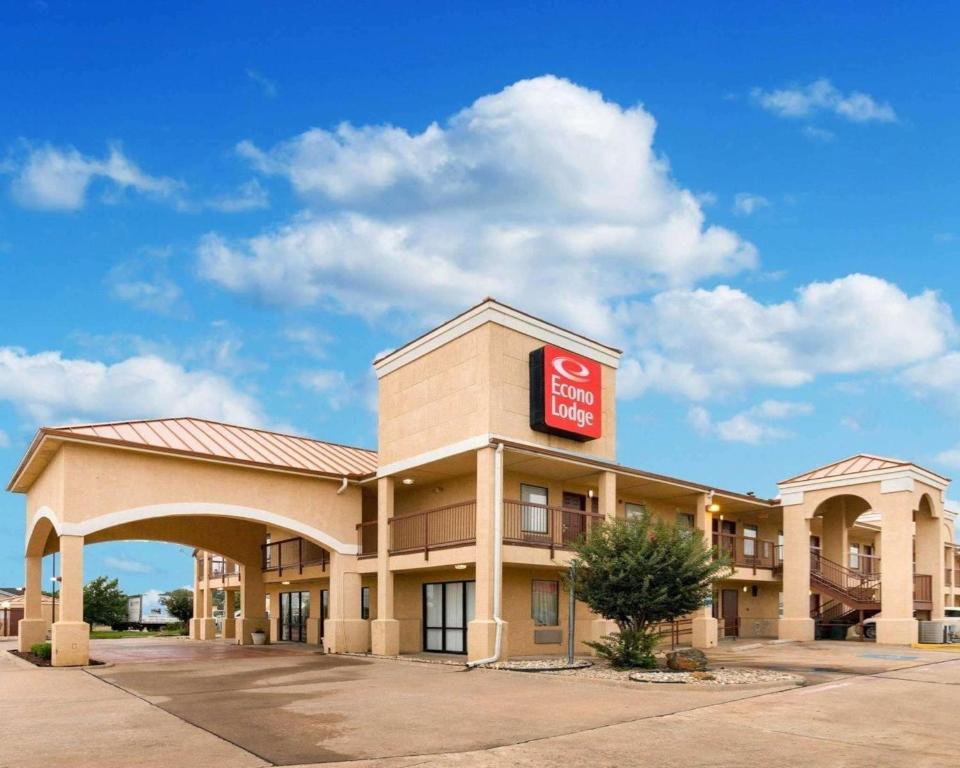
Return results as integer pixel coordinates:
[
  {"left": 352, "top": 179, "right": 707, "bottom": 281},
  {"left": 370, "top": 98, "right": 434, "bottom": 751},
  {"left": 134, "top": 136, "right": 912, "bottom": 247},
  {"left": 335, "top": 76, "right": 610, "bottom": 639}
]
[
  {"left": 562, "top": 492, "right": 586, "bottom": 544},
  {"left": 721, "top": 589, "right": 739, "bottom": 637}
]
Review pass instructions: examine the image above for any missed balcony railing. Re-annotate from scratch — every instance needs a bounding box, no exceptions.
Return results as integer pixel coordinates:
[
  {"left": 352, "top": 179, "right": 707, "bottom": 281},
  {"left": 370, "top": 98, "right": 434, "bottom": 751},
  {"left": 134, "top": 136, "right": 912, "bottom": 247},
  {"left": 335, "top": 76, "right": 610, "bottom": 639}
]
[
  {"left": 389, "top": 500, "right": 477, "bottom": 558},
  {"left": 945, "top": 568, "right": 960, "bottom": 588},
  {"left": 914, "top": 573, "right": 933, "bottom": 606},
  {"left": 503, "top": 500, "right": 604, "bottom": 557},
  {"left": 357, "top": 520, "right": 378, "bottom": 558},
  {"left": 261, "top": 536, "right": 328, "bottom": 575},
  {"left": 713, "top": 533, "right": 780, "bottom": 572},
  {"left": 849, "top": 553, "right": 880, "bottom": 576},
  {"left": 208, "top": 558, "right": 240, "bottom": 581}
]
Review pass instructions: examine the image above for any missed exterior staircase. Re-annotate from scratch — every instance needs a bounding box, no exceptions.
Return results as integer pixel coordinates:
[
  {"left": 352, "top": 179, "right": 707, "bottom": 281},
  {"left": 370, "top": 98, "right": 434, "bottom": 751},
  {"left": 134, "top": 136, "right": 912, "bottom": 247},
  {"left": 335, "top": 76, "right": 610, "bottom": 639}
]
[{"left": 810, "top": 551, "right": 881, "bottom": 610}]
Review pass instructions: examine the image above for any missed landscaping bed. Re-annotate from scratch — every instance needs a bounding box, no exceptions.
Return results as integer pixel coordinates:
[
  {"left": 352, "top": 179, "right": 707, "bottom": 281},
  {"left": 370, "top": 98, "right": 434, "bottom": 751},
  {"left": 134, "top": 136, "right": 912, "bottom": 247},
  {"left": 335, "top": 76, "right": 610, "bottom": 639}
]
[
  {"left": 8, "top": 648, "right": 105, "bottom": 667},
  {"left": 513, "top": 657, "right": 802, "bottom": 686},
  {"left": 492, "top": 659, "right": 594, "bottom": 672}
]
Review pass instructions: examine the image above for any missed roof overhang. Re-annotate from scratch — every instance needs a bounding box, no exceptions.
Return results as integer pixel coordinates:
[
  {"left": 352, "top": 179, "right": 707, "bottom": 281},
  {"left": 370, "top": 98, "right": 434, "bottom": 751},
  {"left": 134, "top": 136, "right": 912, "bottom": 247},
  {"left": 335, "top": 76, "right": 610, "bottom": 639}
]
[{"left": 778, "top": 463, "right": 950, "bottom": 508}]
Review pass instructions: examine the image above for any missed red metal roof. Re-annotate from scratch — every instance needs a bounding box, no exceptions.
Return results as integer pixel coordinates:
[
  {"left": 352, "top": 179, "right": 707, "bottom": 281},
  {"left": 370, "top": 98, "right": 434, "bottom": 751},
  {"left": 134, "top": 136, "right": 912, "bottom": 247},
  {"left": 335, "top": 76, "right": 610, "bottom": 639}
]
[
  {"left": 33, "top": 417, "right": 377, "bottom": 479},
  {"left": 780, "top": 453, "right": 947, "bottom": 484}
]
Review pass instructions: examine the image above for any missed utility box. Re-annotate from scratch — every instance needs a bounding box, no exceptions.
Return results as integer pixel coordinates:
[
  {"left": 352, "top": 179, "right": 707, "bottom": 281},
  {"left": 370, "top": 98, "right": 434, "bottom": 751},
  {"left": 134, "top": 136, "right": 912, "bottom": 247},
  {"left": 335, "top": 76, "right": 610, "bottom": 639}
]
[{"left": 919, "top": 621, "right": 959, "bottom": 643}]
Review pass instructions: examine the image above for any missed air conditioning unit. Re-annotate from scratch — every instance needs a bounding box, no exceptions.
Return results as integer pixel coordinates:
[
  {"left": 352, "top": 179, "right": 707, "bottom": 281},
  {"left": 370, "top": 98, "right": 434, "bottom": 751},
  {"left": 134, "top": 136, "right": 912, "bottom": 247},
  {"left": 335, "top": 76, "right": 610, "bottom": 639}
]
[{"left": 919, "top": 620, "right": 960, "bottom": 644}]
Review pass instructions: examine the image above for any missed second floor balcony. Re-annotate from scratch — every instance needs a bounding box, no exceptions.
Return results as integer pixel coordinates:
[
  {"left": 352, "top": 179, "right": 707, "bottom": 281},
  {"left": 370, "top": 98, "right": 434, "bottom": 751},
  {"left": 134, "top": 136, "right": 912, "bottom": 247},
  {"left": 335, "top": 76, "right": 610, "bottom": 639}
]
[{"left": 262, "top": 536, "right": 329, "bottom": 575}]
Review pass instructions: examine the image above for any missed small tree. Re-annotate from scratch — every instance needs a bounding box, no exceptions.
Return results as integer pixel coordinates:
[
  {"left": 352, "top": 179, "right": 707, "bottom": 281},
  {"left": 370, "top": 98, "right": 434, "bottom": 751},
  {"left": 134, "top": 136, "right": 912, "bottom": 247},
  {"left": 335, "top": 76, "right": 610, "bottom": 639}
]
[
  {"left": 83, "top": 576, "right": 128, "bottom": 627},
  {"left": 161, "top": 588, "right": 194, "bottom": 624},
  {"left": 571, "top": 515, "right": 730, "bottom": 668}
]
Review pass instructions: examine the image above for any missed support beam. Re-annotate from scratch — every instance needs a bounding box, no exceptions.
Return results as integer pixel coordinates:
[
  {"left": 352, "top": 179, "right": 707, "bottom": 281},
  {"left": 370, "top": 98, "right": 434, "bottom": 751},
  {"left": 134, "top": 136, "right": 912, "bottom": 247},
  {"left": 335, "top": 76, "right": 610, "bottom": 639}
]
[
  {"left": 325, "top": 552, "right": 368, "bottom": 653},
  {"left": 189, "top": 555, "right": 202, "bottom": 639},
  {"left": 51, "top": 535, "right": 89, "bottom": 667},
  {"left": 221, "top": 589, "right": 237, "bottom": 640},
  {"left": 197, "top": 552, "right": 216, "bottom": 640},
  {"left": 371, "top": 476, "right": 399, "bottom": 656},
  {"left": 691, "top": 492, "right": 719, "bottom": 649},
  {"left": 236, "top": 562, "right": 268, "bottom": 645},
  {"left": 17, "top": 554, "right": 47, "bottom": 651},
  {"left": 875, "top": 501, "right": 918, "bottom": 644},
  {"left": 779, "top": 510, "right": 814, "bottom": 641}
]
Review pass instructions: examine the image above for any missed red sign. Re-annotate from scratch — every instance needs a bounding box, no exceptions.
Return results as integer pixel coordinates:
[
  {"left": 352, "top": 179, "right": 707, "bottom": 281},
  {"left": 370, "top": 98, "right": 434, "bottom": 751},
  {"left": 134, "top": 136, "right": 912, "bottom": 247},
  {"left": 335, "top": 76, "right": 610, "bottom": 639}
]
[{"left": 529, "top": 345, "right": 602, "bottom": 441}]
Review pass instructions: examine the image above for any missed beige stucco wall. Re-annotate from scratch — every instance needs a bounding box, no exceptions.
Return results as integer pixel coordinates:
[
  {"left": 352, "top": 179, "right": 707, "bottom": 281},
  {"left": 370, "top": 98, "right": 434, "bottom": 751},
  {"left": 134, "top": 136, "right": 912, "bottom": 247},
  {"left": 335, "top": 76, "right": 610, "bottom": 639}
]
[{"left": 377, "top": 322, "right": 617, "bottom": 466}]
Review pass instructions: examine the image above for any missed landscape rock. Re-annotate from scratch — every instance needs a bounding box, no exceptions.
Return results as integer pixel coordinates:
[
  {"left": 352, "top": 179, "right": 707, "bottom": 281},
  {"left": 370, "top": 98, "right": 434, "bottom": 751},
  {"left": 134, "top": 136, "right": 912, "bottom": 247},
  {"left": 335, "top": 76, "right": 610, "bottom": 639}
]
[{"left": 665, "top": 648, "right": 709, "bottom": 671}]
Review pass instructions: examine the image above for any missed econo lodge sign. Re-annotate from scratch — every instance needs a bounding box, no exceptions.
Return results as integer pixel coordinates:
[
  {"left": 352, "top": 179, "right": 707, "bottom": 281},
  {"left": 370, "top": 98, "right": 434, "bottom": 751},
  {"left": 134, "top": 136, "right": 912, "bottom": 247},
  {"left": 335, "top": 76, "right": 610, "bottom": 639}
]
[{"left": 529, "top": 345, "right": 602, "bottom": 441}]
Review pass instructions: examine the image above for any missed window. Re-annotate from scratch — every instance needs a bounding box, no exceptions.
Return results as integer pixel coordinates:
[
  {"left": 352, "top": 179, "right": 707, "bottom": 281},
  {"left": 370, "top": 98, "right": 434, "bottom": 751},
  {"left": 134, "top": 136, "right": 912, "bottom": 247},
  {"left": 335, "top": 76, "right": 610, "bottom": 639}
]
[
  {"left": 743, "top": 524, "right": 758, "bottom": 557},
  {"left": 849, "top": 544, "right": 860, "bottom": 570},
  {"left": 676, "top": 512, "right": 695, "bottom": 529},
  {"left": 361, "top": 586, "right": 371, "bottom": 620},
  {"left": 625, "top": 502, "right": 647, "bottom": 520},
  {"left": 521, "top": 484, "right": 549, "bottom": 533},
  {"left": 532, "top": 580, "right": 559, "bottom": 626}
]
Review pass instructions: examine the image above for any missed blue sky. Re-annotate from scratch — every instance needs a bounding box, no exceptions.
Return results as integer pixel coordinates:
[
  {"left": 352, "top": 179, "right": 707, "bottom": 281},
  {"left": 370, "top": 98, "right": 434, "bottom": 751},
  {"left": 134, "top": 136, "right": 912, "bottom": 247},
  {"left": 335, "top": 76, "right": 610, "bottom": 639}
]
[{"left": 2, "top": 2, "right": 959, "bottom": 594}]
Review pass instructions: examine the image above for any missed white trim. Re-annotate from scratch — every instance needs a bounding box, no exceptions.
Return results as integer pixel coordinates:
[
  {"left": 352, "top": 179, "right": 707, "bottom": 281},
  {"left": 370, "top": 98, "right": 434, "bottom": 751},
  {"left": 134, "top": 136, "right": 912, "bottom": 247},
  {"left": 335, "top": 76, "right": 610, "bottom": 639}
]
[
  {"left": 25, "top": 506, "right": 62, "bottom": 546},
  {"left": 373, "top": 300, "right": 621, "bottom": 378},
  {"left": 880, "top": 476, "right": 913, "bottom": 494},
  {"left": 27, "top": 502, "right": 357, "bottom": 555},
  {"left": 377, "top": 434, "right": 492, "bottom": 478},
  {"left": 778, "top": 465, "right": 949, "bottom": 496},
  {"left": 780, "top": 491, "right": 805, "bottom": 507}
]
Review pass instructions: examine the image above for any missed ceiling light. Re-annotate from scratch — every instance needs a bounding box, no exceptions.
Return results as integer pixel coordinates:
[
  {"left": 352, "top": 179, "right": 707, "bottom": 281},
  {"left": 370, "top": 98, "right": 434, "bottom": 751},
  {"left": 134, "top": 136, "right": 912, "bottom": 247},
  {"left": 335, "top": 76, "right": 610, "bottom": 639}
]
[
  {"left": 402, "top": 478, "right": 414, "bottom": 485},
  {"left": 708, "top": 503, "right": 721, "bottom": 513},
  {"left": 454, "top": 564, "right": 467, "bottom": 570},
  {"left": 282, "top": 581, "right": 290, "bottom": 585}
]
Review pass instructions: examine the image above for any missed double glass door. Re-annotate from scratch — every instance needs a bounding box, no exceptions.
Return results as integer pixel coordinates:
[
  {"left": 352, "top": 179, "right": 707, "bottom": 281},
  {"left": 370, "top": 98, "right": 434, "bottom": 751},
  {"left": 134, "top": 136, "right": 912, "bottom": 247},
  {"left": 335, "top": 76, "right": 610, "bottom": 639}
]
[
  {"left": 423, "top": 581, "right": 475, "bottom": 654},
  {"left": 279, "top": 591, "right": 309, "bottom": 642}
]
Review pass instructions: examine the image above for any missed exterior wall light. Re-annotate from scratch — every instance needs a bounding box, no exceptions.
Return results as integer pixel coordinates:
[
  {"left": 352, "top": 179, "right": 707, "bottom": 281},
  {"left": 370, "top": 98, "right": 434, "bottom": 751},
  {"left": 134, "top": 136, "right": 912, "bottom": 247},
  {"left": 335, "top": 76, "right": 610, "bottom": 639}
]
[
  {"left": 402, "top": 478, "right": 414, "bottom": 485},
  {"left": 708, "top": 502, "right": 721, "bottom": 513},
  {"left": 281, "top": 581, "right": 291, "bottom": 585},
  {"left": 454, "top": 564, "right": 467, "bottom": 570}
]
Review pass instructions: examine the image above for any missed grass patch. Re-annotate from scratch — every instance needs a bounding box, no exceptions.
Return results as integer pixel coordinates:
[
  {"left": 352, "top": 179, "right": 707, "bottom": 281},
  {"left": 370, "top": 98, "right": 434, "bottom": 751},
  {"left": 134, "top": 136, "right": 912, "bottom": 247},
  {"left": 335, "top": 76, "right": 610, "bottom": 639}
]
[{"left": 90, "top": 630, "right": 159, "bottom": 639}]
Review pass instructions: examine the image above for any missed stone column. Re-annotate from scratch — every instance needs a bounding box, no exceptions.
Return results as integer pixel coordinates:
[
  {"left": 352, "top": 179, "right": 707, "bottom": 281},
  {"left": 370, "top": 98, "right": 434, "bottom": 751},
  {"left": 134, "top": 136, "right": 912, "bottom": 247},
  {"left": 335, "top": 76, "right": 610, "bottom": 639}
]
[
  {"left": 17, "top": 554, "right": 47, "bottom": 652},
  {"left": 691, "top": 492, "right": 719, "bottom": 649},
  {"left": 468, "top": 446, "right": 507, "bottom": 662},
  {"left": 325, "top": 552, "right": 368, "bottom": 653},
  {"left": 51, "top": 535, "right": 89, "bottom": 667},
  {"left": 236, "top": 563, "right": 269, "bottom": 645},
  {"left": 306, "top": 581, "right": 324, "bottom": 646},
  {"left": 916, "top": 506, "right": 945, "bottom": 619},
  {"left": 221, "top": 588, "right": 237, "bottom": 640},
  {"left": 875, "top": 500, "right": 918, "bottom": 644},
  {"left": 590, "top": 471, "right": 619, "bottom": 648},
  {"left": 371, "top": 476, "right": 400, "bottom": 656},
  {"left": 821, "top": 500, "right": 849, "bottom": 567},
  {"left": 189, "top": 555, "right": 203, "bottom": 640},
  {"left": 779, "top": 508, "right": 814, "bottom": 641},
  {"left": 198, "top": 552, "right": 217, "bottom": 640}
]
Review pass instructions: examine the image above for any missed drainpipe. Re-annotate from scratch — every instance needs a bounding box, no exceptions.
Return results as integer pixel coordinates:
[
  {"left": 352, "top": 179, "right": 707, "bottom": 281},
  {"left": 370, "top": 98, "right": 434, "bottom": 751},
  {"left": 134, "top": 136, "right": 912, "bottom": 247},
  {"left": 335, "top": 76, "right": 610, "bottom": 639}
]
[
  {"left": 467, "top": 442, "right": 505, "bottom": 667},
  {"left": 336, "top": 477, "right": 348, "bottom": 495}
]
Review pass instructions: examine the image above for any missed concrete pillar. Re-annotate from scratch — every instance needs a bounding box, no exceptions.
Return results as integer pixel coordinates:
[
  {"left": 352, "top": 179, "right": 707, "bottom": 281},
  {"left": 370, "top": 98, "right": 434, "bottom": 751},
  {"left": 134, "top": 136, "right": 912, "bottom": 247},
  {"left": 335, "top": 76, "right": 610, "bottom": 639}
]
[
  {"left": 306, "top": 581, "right": 324, "bottom": 646},
  {"left": 236, "top": 563, "right": 269, "bottom": 645},
  {"left": 599, "top": 471, "right": 617, "bottom": 522},
  {"left": 18, "top": 554, "right": 47, "bottom": 652},
  {"left": 197, "top": 552, "right": 217, "bottom": 640},
  {"left": 822, "top": 500, "right": 849, "bottom": 567},
  {"left": 189, "top": 556, "right": 202, "bottom": 639},
  {"left": 779, "top": 509, "right": 814, "bottom": 641},
  {"left": 325, "top": 552, "right": 368, "bottom": 653},
  {"left": 875, "top": 501, "right": 918, "bottom": 644},
  {"left": 51, "top": 535, "right": 89, "bottom": 667},
  {"left": 371, "top": 476, "right": 400, "bottom": 656},
  {"left": 221, "top": 589, "right": 237, "bottom": 640},
  {"left": 916, "top": 506, "right": 945, "bottom": 619},
  {"left": 468, "top": 446, "right": 508, "bottom": 661},
  {"left": 691, "top": 492, "right": 719, "bottom": 649}
]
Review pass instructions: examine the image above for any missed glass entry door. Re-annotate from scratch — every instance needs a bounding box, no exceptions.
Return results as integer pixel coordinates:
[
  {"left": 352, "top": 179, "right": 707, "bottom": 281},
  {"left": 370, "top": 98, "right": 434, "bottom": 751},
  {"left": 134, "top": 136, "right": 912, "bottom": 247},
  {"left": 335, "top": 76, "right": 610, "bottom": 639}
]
[
  {"left": 280, "top": 591, "right": 310, "bottom": 642},
  {"left": 423, "top": 581, "right": 475, "bottom": 653}
]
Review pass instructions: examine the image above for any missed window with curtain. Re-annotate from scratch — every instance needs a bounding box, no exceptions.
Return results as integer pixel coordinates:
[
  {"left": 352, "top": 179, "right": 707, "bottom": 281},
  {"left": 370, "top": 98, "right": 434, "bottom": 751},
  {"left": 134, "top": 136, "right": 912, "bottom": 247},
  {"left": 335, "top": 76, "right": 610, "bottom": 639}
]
[
  {"left": 625, "top": 502, "right": 647, "bottom": 520},
  {"left": 521, "top": 484, "right": 549, "bottom": 533},
  {"left": 531, "top": 580, "right": 559, "bottom": 626},
  {"left": 361, "top": 586, "right": 370, "bottom": 620},
  {"left": 849, "top": 543, "right": 860, "bottom": 570},
  {"left": 743, "top": 524, "right": 758, "bottom": 557},
  {"left": 676, "top": 512, "right": 695, "bottom": 529}
]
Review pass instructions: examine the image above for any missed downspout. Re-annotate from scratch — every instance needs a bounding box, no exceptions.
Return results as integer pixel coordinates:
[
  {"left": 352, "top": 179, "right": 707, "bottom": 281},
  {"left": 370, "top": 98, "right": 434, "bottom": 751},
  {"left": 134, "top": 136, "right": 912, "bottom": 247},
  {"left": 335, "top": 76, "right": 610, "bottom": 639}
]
[
  {"left": 336, "top": 477, "right": 348, "bottom": 495},
  {"left": 467, "top": 442, "right": 505, "bottom": 667}
]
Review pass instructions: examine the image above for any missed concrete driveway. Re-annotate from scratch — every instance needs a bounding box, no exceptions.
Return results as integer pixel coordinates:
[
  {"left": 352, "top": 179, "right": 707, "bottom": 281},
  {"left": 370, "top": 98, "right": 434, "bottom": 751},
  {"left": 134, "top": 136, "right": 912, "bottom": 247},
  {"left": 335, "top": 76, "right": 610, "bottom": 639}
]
[{"left": 2, "top": 638, "right": 959, "bottom": 767}]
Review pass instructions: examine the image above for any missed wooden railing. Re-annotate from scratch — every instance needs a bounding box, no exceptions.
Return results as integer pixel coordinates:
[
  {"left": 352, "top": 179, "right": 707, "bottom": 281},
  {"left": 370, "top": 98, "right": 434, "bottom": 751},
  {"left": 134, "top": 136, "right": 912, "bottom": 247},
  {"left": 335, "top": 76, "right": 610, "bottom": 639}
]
[
  {"left": 713, "top": 533, "right": 779, "bottom": 571},
  {"left": 945, "top": 568, "right": 960, "bottom": 588},
  {"left": 208, "top": 558, "right": 240, "bottom": 581},
  {"left": 653, "top": 618, "right": 692, "bottom": 649},
  {"left": 356, "top": 520, "right": 378, "bottom": 558},
  {"left": 388, "top": 500, "right": 477, "bottom": 559},
  {"left": 914, "top": 573, "right": 933, "bottom": 605},
  {"left": 502, "top": 500, "right": 604, "bottom": 557},
  {"left": 261, "top": 536, "right": 328, "bottom": 575},
  {"left": 850, "top": 553, "right": 881, "bottom": 576}
]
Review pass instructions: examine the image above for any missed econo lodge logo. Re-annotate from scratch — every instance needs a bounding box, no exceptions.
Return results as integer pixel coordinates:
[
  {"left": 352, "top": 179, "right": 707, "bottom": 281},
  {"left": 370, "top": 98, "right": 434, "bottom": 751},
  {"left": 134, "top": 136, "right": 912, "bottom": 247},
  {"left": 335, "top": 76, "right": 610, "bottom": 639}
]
[{"left": 529, "top": 345, "right": 602, "bottom": 441}]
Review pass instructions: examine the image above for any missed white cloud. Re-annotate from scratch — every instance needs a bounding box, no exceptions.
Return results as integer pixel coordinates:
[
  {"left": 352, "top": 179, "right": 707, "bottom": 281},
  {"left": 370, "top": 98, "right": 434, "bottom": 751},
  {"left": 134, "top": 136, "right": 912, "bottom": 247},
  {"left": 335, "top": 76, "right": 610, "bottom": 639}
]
[
  {"left": 752, "top": 79, "right": 897, "bottom": 123},
  {"left": 840, "top": 416, "right": 861, "bottom": 431},
  {"left": 0, "top": 347, "right": 264, "bottom": 425},
  {"left": 688, "top": 400, "right": 813, "bottom": 444},
  {"left": 936, "top": 446, "right": 960, "bottom": 469},
  {"left": 246, "top": 69, "right": 278, "bottom": 99},
  {"left": 902, "top": 353, "right": 960, "bottom": 412},
  {"left": 107, "top": 249, "right": 182, "bottom": 315},
  {"left": 202, "top": 75, "right": 758, "bottom": 339},
  {"left": 801, "top": 126, "right": 836, "bottom": 143},
  {"left": 104, "top": 556, "right": 152, "bottom": 574},
  {"left": 8, "top": 143, "right": 180, "bottom": 210},
  {"left": 204, "top": 179, "right": 269, "bottom": 212},
  {"left": 733, "top": 193, "right": 770, "bottom": 216},
  {"left": 298, "top": 368, "right": 376, "bottom": 413},
  {"left": 622, "top": 274, "right": 955, "bottom": 400},
  {"left": 0, "top": 429, "right": 9, "bottom": 448}
]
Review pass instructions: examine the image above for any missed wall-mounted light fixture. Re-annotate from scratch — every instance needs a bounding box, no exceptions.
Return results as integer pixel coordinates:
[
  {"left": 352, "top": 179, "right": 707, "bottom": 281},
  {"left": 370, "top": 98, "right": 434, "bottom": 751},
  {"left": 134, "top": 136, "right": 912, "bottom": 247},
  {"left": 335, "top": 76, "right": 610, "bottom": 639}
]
[
  {"left": 454, "top": 563, "right": 468, "bottom": 570},
  {"left": 402, "top": 478, "right": 414, "bottom": 485}
]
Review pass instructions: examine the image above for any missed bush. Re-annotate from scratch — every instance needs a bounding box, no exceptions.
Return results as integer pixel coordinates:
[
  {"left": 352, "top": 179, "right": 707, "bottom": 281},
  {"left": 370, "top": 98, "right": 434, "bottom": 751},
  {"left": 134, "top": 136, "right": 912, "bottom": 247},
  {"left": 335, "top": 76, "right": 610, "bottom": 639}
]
[{"left": 30, "top": 642, "right": 52, "bottom": 660}]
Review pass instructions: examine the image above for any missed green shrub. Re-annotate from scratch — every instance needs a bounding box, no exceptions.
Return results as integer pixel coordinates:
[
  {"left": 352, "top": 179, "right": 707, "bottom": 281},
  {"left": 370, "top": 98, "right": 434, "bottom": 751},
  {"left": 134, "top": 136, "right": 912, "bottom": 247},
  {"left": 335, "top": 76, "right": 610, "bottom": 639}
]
[{"left": 30, "top": 642, "right": 52, "bottom": 660}]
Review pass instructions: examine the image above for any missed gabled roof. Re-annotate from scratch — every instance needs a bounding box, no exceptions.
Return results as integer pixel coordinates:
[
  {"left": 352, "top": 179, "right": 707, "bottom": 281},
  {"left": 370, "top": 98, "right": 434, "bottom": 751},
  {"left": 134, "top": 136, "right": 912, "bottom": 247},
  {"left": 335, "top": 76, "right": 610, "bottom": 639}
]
[
  {"left": 8, "top": 417, "right": 378, "bottom": 492},
  {"left": 780, "top": 453, "right": 948, "bottom": 485}
]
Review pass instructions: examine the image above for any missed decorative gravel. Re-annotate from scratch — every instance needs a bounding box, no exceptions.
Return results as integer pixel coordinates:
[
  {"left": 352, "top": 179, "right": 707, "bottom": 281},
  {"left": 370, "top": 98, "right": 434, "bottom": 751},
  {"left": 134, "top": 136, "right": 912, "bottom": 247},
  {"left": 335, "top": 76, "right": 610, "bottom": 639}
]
[{"left": 492, "top": 659, "right": 594, "bottom": 672}]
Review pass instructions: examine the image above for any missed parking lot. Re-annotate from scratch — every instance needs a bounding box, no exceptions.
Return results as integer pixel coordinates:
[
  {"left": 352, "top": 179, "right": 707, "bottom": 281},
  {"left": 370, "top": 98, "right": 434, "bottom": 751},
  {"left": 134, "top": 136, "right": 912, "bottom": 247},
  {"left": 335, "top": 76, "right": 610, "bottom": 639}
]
[{"left": 1, "top": 638, "right": 959, "bottom": 767}]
